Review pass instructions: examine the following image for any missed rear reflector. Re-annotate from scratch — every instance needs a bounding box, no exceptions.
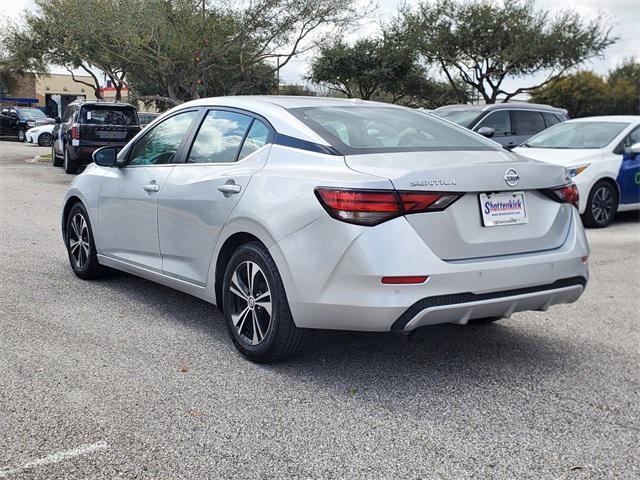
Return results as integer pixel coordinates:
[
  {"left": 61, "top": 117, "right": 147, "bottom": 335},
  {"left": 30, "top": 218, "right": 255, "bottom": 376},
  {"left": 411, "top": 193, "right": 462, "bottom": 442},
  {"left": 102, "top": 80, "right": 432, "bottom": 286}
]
[
  {"left": 381, "top": 276, "right": 429, "bottom": 284},
  {"left": 581, "top": 255, "right": 589, "bottom": 264},
  {"left": 543, "top": 183, "right": 579, "bottom": 209},
  {"left": 315, "top": 188, "right": 461, "bottom": 226}
]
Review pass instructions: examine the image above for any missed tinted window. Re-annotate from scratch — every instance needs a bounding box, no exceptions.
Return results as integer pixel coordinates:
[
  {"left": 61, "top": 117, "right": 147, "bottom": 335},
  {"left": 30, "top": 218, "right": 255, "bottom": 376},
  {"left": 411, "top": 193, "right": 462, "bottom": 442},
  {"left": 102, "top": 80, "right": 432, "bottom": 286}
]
[
  {"left": 187, "top": 110, "right": 252, "bottom": 163},
  {"left": 543, "top": 113, "right": 561, "bottom": 127},
  {"left": 128, "top": 110, "right": 198, "bottom": 166},
  {"left": 238, "top": 120, "right": 270, "bottom": 160},
  {"left": 526, "top": 122, "right": 629, "bottom": 149},
  {"left": 80, "top": 105, "right": 137, "bottom": 125},
  {"left": 511, "top": 111, "right": 545, "bottom": 135},
  {"left": 291, "top": 106, "right": 494, "bottom": 154},
  {"left": 476, "top": 111, "right": 511, "bottom": 136}
]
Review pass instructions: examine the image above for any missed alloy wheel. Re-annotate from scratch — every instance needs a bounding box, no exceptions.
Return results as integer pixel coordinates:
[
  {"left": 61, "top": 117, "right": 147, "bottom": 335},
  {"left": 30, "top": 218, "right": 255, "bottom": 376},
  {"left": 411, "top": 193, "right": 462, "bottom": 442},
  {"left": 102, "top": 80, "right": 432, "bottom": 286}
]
[
  {"left": 229, "top": 261, "right": 272, "bottom": 346},
  {"left": 591, "top": 186, "right": 613, "bottom": 225},
  {"left": 39, "top": 133, "right": 52, "bottom": 147},
  {"left": 68, "top": 213, "right": 91, "bottom": 270}
]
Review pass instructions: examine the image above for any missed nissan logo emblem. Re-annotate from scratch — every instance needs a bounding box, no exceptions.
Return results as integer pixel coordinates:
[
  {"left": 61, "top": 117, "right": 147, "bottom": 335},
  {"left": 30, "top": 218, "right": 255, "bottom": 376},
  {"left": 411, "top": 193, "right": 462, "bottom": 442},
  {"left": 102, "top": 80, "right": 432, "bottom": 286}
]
[{"left": 504, "top": 168, "right": 520, "bottom": 187}]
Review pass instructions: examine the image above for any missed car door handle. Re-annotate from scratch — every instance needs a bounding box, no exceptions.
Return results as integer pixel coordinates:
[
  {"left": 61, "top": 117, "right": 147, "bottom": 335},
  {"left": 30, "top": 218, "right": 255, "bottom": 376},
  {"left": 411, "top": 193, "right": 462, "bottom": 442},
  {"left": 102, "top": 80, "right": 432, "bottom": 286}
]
[
  {"left": 217, "top": 183, "right": 242, "bottom": 195},
  {"left": 143, "top": 183, "right": 160, "bottom": 193}
]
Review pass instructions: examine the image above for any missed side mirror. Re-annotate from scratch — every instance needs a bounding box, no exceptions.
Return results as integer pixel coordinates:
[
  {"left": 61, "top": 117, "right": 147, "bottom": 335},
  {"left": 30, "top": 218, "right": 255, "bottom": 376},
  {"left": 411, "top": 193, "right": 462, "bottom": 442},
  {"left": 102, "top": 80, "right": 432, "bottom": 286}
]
[
  {"left": 93, "top": 146, "right": 118, "bottom": 167},
  {"left": 629, "top": 143, "right": 640, "bottom": 159},
  {"left": 55, "top": 116, "right": 61, "bottom": 124},
  {"left": 477, "top": 126, "right": 495, "bottom": 138}
]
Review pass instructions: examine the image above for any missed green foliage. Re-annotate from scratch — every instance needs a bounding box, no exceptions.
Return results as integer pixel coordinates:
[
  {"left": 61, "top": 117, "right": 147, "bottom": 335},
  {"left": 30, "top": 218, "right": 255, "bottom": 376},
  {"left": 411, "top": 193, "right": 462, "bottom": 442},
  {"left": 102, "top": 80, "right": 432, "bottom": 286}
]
[
  {"left": 6, "top": 0, "right": 360, "bottom": 108},
  {"left": 396, "top": 0, "right": 615, "bottom": 103},
  {"left": 530, "top": 62, "right": 640, "bottom": 117},
  {"left": 307, "top": 36, "right": 467, "bottom": 108}
]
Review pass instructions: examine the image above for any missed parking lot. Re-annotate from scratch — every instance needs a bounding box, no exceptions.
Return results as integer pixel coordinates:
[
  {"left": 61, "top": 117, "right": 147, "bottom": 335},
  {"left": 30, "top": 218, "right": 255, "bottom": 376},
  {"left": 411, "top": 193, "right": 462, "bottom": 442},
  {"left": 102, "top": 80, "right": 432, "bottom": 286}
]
[{"left": 0, "top": 140, "right": 638, "bottom": 478}]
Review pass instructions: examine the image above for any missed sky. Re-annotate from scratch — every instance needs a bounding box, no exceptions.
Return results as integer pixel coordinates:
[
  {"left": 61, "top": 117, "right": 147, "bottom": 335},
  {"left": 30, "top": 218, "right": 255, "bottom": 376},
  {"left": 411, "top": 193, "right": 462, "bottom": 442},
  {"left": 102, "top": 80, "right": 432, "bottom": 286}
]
[{"left": 1, "top": 0, "right": 638, "bottom": 92}]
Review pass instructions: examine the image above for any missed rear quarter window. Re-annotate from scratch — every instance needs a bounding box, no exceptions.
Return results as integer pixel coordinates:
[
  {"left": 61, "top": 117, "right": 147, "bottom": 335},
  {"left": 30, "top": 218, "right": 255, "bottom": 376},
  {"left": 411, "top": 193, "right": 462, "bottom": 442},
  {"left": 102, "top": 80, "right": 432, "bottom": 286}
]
[{"left": 80, "top": 106, "right": 138, "bottom": 125}]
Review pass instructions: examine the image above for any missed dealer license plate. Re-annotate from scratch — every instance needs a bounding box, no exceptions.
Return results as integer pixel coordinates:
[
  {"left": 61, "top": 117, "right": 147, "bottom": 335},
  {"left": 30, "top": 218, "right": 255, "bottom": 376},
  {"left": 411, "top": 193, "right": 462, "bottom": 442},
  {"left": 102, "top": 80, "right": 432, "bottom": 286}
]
[{"left": 479, "top": 191, "right": 528, "bottom": 227}]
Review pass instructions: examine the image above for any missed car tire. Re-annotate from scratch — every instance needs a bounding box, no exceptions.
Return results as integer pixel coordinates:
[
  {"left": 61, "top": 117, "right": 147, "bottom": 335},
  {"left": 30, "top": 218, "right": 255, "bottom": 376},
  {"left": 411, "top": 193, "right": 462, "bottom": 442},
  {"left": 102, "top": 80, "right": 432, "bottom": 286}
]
[
  {"left": 65, "top": 203, "right": 106, "bottom": 280},
  {"left": 582, "top": 180, "right": 618, "bottom": 228},
  {"left": 18, "top": 129, "right": 26, "bottom": 142},
  {"left": 52, "top": 143, "right": 63, "bottom": 167},
  {"left": 38, "top": 132, "right": 52, "bottom": 147},
  {"left": 64, "top": 146, "right": 79, "bottom": 174},
  {"left": 222, "top": 241, "right": 304, "bottom": 363}
]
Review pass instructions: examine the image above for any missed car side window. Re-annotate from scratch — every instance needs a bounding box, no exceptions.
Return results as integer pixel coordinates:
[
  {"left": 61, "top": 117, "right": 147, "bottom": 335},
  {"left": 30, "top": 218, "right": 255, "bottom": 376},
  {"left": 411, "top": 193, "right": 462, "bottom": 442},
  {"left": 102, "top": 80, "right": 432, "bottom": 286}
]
[
  {"left": 128, "top": 110, "right": 198, "bottom": 166},
  {"left": 543, "top": 113, "right": 561, "bottom": 128},
  {"left": 511, "top": 111, "right": 545, "bottom": 136},
  {"left": 62, "top": 106, "right": 74, "bottom": 122},
  {"left": 187, "top": 110, "right": 252, "bottom": 164},
  {"left": 237, "top": 119, "right": 270, "bottom": 160},
  {"left": 476, "top": 111, "right": 511, "bottom": 136}
]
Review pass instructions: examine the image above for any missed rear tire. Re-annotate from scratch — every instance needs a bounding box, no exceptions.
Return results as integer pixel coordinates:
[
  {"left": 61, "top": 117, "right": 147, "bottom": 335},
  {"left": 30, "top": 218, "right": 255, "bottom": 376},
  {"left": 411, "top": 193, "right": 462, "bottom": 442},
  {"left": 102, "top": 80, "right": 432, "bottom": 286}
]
[
  {"left": 52, "top": 143, "right": 63, "bottom": 167},
  {"left": 38, "top": 132, "right": 52, "bottom": 147},
  {"left": 64, "top": 146, "right": 79, "bottom": 174},
  {"left": 222, "top": 241, "right": 304, "bottom": 363},
  {"left": 65, "top": 203, "right": 106, "bottom": 279},
  {"left": 582, "top": 180, "right": 618, "bottom": 228}
]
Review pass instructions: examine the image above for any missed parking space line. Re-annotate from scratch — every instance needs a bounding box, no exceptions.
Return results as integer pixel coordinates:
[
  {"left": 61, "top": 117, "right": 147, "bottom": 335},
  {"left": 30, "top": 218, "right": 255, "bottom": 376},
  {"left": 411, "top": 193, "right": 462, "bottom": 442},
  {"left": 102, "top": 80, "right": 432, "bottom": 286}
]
[{"left": 0, "top": 441, "right": 108, "bottom": 478}]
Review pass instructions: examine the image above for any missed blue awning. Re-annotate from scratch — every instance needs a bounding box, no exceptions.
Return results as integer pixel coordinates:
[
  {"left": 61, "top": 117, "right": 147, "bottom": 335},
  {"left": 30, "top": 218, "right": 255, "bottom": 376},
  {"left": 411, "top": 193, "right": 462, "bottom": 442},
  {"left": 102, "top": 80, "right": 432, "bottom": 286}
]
[{"left": 0, "top": 97, "right": 39, "bottom": 104}]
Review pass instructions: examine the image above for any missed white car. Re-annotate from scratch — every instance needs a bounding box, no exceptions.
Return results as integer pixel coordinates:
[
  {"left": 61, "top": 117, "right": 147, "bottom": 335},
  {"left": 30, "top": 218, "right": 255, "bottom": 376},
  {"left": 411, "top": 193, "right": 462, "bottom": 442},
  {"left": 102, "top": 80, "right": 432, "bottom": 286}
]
[
  {"left": 62, "top": 96, "right": 589, "bottom": 362},
  {"left": 514, "top": 116, "right": 640, "bottom": 227},
  {"left": 26, "top": 123, "right": 54, "bottom": 147}
]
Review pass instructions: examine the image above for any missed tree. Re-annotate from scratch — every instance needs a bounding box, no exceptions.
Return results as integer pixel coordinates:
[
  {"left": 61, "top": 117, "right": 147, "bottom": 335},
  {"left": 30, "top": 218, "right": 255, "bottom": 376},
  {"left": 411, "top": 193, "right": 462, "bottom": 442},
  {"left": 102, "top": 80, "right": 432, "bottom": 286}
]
[
  {"left": 307, "top": 36, "right": 467, "bottom": 107},
  {"left": 608, "top": 59, "right": 640, "bottom": 115},
  {"left": 395, "top": 0, "right": 615, "bottom": 103}
]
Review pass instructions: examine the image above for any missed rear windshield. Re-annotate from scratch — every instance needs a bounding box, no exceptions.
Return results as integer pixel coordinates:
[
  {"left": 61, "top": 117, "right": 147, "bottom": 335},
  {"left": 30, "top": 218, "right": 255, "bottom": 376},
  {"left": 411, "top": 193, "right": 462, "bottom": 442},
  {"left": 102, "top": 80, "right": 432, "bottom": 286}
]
[
  {"left": 432, "top": 108, "right": 482, "bottom": 128},
  {"left": 290, "top": 106, "right": 494, "bottom": 154},
  {"left": 80, "top": 105, "right": 138, "bottom": 125},
  {"left": 525, "top": 121, "right": 629, "bottom": 149}
]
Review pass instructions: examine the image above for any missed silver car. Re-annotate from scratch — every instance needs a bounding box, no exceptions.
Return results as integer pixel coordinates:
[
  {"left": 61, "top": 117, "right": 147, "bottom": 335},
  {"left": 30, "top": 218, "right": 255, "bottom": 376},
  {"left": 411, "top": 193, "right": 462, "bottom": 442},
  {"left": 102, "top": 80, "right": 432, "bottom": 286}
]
[{"left": 62, "top": 96, "right": 589, "bottom": 362}]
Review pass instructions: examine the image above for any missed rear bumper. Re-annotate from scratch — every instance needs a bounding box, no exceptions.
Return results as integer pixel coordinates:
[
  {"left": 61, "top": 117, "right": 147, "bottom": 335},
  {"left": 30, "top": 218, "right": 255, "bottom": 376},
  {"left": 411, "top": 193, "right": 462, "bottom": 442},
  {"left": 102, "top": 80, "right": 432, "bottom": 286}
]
[
  {"left": 271, "top": 208, "right": 589, "bottom": 332},
  {"left": 393, "top": 277, "right": 585, "bottom": 331}
]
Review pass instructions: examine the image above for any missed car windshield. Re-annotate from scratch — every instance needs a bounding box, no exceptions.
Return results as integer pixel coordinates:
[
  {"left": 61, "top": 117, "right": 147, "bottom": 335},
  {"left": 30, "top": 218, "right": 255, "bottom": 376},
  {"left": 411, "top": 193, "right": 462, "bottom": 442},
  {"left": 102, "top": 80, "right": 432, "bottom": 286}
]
[
  {"left": 290, "top": 106, "right": 494, "bottom": 154},
  {"left": 17, "top": 108, "right": 47, "bottom": 120},
  {"left": 525, "top": 121, "right": 629, "bottom": 149},
  {"left": 432, "top": 108, "right": 481, "bottom": 128},
  {"left": 80, "top": 105, "right": 138, "bottom": 125}
]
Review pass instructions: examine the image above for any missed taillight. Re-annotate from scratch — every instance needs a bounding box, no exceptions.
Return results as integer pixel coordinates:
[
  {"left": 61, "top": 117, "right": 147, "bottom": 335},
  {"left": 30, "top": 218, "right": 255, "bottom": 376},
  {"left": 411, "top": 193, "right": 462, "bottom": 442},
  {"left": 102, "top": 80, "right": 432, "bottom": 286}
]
[
  {"left": 544, "top": 183, "right": 579, "bottom": 209},
  {"left": 71, "top": 123, "right": 80, "bottom": 140},
  {"left": 315, "top": 188, "right": 461, "bottom": 226}
]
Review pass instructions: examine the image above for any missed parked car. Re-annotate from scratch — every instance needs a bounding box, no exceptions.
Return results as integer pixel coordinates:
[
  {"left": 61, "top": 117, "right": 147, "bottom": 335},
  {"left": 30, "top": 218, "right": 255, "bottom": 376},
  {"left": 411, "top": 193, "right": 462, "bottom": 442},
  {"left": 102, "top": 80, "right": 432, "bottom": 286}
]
[
  {"left": 26, "top": 123, "right": 54, "bottom": 147},
  {"left": 62, "top": 96, "right": 589, "bottom": 362},
  {"left": 433, "top": 103, "right": 568, "bottom": 149},
  {"left": 52, "top": 100, "right": 141, "bottom": 174},
  {"left": 0, "top": 106, "right": 55, "bottom": 142},
  {"left": 138, "top": 111, "right": 160, "bottom": 128},
  {"left": 513, "top": 116, "right": 640, "bottom": 228}
]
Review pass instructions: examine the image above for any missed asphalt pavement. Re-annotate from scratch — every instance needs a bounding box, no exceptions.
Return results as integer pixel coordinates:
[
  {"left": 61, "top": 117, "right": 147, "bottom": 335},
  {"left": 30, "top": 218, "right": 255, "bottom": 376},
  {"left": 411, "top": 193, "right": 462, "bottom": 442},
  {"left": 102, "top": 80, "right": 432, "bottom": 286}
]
[{"left": 1, "top": 140, "right": 639, "bottom": 479}]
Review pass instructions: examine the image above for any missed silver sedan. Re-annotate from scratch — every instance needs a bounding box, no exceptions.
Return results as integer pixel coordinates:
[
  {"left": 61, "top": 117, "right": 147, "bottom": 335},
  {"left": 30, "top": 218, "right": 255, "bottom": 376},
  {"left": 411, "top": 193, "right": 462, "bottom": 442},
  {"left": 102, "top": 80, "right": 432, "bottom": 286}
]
[{"left": 62, "top": 96, "right": 589, "bottom": 362}]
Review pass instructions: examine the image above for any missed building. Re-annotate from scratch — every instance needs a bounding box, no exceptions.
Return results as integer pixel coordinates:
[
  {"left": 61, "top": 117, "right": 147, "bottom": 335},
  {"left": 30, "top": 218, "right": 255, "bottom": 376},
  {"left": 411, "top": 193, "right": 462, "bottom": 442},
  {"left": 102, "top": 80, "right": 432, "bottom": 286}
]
[{"left": 0, "top": 72, "right": 129, "bottom": 117}]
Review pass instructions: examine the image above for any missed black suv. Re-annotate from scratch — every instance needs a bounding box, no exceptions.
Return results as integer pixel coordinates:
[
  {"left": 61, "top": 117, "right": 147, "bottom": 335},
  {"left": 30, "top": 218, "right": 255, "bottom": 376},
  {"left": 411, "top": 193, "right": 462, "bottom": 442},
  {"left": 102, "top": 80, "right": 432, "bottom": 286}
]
[
  {"left": 0, "top": 106, "right": 55, "bottom": 142},
  {"left": 432, "top": 103, "right": 568, "bottom": 149},
  {"left": 52, "top": 100, "right": 140, "bottom": 174}
]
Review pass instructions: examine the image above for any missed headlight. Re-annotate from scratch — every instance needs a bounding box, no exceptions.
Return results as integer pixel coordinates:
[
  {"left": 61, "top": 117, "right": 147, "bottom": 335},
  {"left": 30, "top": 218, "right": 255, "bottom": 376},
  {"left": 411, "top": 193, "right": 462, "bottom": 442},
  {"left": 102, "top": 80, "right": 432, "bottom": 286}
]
[{"left": 567, "top": 164, "right": 590, "bottom": 178}]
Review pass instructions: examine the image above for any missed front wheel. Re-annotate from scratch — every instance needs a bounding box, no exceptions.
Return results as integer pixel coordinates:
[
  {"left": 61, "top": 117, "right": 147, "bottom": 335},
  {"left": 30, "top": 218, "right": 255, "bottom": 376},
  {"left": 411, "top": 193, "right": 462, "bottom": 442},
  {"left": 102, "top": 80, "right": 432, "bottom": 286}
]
[
  {"left": 65, "top": 203, "right": 106, "bottom": 279},
  {"left": 38, "top": 132, "right": 52, "bottom": 147},
  {"left": 222, "top": 242, "right": 304, "bottom": 363},
  {"left": 582, "top": 180, "right": 618, "bottom": 228}
]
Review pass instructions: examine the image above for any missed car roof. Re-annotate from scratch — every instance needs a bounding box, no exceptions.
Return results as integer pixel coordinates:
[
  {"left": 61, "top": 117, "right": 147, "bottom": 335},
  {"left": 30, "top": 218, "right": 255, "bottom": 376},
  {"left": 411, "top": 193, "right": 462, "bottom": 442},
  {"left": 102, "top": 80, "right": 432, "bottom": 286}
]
[
  {"left": 68, "top": 100, "right": 135, "bottom": 108},
  {"left": 184, "top": 95, "right": 399, "bottom": 110},
  {"left": 435, "top": 102, "right": 566, "bottom": 114},
  {"left": 567, "top": 115, "right": 640, "bottom": 123}
]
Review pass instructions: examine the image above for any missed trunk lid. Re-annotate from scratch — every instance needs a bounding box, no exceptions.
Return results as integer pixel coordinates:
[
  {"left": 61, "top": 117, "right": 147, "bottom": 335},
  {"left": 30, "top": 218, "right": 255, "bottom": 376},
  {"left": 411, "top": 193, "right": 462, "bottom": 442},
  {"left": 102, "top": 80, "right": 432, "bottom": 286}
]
[{"left": 345, "top": 150, "right": 573, "bottom": 260}]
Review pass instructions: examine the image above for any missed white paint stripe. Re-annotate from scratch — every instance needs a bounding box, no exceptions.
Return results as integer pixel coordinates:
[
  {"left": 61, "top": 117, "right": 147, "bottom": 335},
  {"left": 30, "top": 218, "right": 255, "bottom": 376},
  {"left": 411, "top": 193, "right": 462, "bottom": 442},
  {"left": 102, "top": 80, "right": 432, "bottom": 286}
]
[{"left": 0, "top": 441, "right": 108, "bottom": 478}]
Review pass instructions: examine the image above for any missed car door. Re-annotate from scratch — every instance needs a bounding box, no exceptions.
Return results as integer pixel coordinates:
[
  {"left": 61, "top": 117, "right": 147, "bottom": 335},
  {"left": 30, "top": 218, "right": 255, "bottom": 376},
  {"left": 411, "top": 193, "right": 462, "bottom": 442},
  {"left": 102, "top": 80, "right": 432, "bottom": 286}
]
[
  {"left": 97, "top": 109, "right": 200, "bottom": 271},
  {"left": 616, "top": 125, "right": 640, "bottom": 206},
  {"left": 473, "top": 110, "right": 512, "bottom": 147},
  {"left": 510, "top": 110, "right": 546, "bottom": 148},
  {"left": 54, "top": 105, "right": 75, "bottom": 156},
  {"left": 158, "top": 109, "right": 272, "bottom": 285}
]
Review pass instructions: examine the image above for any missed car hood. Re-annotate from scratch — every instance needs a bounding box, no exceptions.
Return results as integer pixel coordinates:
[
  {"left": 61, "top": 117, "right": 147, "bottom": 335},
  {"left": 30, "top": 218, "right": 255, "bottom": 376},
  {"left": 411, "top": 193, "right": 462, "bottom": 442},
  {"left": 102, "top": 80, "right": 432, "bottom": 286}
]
[
  {"left": 34, "top": 118, "right": 56, "bottom": 126},
  {"left": 512, "top": 147, "right": 604, "bottom": 167}
]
